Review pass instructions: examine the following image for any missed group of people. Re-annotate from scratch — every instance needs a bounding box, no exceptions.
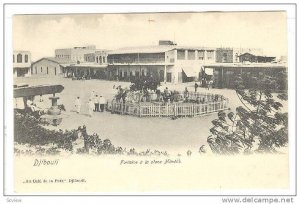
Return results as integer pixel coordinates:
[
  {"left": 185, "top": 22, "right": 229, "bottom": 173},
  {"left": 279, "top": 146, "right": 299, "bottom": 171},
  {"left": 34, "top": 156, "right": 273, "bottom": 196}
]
[{"left": 74, "top": 91, "right": 106, "bottom": 117}]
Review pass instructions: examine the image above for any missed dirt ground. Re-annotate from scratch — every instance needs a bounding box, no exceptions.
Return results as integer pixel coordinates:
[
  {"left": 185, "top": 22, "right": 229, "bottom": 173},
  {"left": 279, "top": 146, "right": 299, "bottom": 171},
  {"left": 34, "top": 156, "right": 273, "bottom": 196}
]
[{"left": 14, "top": 76, "right": 288, "bottom": 154}]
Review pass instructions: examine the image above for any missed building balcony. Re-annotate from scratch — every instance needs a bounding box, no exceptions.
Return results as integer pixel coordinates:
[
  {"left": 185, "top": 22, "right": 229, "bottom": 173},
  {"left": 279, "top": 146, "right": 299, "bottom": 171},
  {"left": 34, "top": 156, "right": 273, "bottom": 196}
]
[{"left": 108, "top": 61, "right": 175, "bottom": 66}]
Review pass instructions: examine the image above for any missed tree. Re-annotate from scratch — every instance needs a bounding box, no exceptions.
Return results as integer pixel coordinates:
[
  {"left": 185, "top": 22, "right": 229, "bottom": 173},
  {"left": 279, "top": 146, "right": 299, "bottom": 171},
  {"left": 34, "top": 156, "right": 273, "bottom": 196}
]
[
  {"left": 207, "top": 71, "right": 288, "bottom": 154},
  {"left": 130, "top": 76, "right": 160, "bottom": 92}
]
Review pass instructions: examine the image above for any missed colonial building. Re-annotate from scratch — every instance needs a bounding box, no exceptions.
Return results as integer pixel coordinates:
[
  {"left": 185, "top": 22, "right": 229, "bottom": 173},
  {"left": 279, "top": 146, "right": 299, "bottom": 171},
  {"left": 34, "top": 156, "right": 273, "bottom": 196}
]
[
  {"left": 83, "top": 50, "right": 109, "bottom": 64},
  {"left": 216, "top": 47, "right": 264, "bottom": 63},
  {"left": 32, "top": 46, "right": 109, "bottom": 79},
  {"left": 95, "top": 50, "right": 108, "bottom": 65},
  {"left": 63, "top": 49, "right": 109, "bottom": 79},
  {"left": 31, "top": 58, "right": 70, "bottom": 77},
  {"left": 13, "top": 51, "right": 31, "bottom": 77},
  {"left": 238, "top": 53, "right": 276, "bottom": 63},
  {"left": 107, "top": 41, "right": 216, "bottom": 83},
  {"left": 55, "top": 45, "right": 96, "bottom": 63},
  {"left": 29, "top": 43, "right": 283, "bottom": 87},
  {"left": 203, "top": 63, "right": 287, "bottom": 89}
]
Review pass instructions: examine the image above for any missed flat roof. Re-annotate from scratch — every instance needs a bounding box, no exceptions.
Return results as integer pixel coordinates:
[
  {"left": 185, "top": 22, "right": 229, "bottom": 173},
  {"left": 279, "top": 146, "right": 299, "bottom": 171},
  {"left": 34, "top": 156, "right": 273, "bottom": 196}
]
[
  {"left": 108, "top": 45, "right": 216, "bottom": 55},
  {"left": 108, "top": 46, "right": 176, "bottom": 55},
  {"left": 204, "top": 63, "right": 287, "bottom": 69},
  {"left": 176, "top": 46, "right": 216, "bottom": 51},
  {"left": 13, "top": 50, "right": 31, "bottom": 54}
]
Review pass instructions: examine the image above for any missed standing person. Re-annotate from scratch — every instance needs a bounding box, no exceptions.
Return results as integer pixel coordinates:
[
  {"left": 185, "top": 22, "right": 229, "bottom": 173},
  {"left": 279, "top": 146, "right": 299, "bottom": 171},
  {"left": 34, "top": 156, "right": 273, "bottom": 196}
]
[
  {"left": 208, "top": 79, "right": 213, "bottom": 90},
  {"left": 164, "top": 87, "right": 170, "bottom": 102},
  {"left": 201, "top": 78, "right": 206, "bottom": 88},
  {"left": 88, "top": 99, "right": 94, "bottom": 117},
  {"left": 74, "top": 97, "right": 81, "bottom": 114},
  {"left": 194, "top": 82, "right": 199, "bottom": 93},
  {"left": 183, "top": 87, "right": 189, "bottom": 102},
  {"left": 99, "top": 95, "right": 106, "bottom": 112},
  {"left": 94, "top": 95, "right": 99, "bottom": 112}
]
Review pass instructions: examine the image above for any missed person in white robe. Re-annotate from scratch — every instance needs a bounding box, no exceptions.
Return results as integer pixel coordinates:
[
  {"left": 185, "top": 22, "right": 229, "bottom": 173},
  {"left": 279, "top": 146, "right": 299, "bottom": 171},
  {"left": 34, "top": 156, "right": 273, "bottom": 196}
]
[
  {"left": 74, "top": 97, "right": 81, "bottom": 114},
  {"left": 88, "top": 99, "right": 94, "bottom": 117}
]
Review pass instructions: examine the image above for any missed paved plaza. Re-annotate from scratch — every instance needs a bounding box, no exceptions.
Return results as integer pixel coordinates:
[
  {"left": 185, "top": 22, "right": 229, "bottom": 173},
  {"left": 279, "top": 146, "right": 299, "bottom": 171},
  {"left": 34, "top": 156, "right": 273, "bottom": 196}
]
[{"left": 14, "top": 76, "right": 287, "bottom": 154}]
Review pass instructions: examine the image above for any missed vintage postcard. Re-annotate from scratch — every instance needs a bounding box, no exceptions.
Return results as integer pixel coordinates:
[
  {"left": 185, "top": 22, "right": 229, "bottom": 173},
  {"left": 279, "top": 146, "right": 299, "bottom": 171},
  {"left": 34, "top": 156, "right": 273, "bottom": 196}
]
[{"left": 3, "top": 4, "right": 297, "bottom": 201}]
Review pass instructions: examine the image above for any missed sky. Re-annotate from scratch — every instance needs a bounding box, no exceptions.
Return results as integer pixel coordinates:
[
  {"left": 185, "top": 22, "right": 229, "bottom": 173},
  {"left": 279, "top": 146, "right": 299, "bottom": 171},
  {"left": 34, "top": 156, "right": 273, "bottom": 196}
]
[{"left": 13, "top": 12, "right": 288, "bottom": 61}]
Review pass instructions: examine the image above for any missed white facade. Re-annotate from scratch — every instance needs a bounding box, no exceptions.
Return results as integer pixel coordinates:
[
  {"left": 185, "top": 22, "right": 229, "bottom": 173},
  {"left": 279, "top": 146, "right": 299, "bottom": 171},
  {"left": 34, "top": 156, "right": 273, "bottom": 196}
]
[
  {"left": 13, "top": 51, "right": 31, "bottom": 77},
  {"left": 107, "top": 45, "right": 217, "bottom": 83},
  {"left": 84, "top": 50, "right": 108, "bottom": 65},
  {"left": 31, "top": 58, "right": 63, "bottom": 77},
  {"left": 95, "top": 50, "right": 108, "bottom": 65},
  {"left": 55, "top": 45, "right": 96, "bottom": 63},
  {"left": 173, "top": 48, "right": 216, "bottom": 83}
]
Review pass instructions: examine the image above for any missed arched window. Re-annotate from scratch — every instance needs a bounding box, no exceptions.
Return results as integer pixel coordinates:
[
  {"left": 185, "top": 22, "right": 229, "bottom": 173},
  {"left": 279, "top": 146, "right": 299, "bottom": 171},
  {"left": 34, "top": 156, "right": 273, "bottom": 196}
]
[
  {"left": 96, "top": 57, "right": 98, "bottom": 63},
  {"left": 103, "top": 56, "right": 106, "bottom": 63},
  {"left": 17, "top": 54, "right": 22, "bottom": 63},
  {"left": 25, "top": 55, "right": 28, "bottom": 63}
]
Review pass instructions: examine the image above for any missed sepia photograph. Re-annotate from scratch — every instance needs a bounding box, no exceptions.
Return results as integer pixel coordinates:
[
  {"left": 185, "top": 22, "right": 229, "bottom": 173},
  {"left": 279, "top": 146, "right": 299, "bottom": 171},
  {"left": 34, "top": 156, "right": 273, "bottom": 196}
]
[{"left": 2, "top": 3, "right": 297, "bottom": 199}]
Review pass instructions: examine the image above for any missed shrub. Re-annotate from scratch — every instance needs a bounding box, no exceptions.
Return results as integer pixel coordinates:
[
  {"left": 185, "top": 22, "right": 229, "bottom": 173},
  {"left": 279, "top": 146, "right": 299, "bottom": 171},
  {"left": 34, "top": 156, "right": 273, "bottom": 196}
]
[{"left": 14, "top": 112, "right": 169, "bottom": 156}]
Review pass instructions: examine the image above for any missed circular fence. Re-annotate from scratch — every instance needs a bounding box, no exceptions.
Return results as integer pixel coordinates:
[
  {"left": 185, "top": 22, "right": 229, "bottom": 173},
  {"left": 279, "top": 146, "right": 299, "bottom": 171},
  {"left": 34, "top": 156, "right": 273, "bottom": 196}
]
[{"left": 107, "top": 92, "right": 229, "bottom": 118}]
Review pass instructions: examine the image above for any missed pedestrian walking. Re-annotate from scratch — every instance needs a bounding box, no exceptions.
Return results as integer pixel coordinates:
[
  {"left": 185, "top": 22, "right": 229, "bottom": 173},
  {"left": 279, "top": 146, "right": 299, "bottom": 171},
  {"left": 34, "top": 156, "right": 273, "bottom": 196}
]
[
  {"left": 88, "top": 99, "right": 94, "bottom": 117},
  {"left": 94, "top": 95, "right": 99, "bottom": 112},
  {"left": 74, "top": 97, "right": 81, "bottom": 114},
  {"left": 99, "top": 95, "right": 106, "bottom": 112}
]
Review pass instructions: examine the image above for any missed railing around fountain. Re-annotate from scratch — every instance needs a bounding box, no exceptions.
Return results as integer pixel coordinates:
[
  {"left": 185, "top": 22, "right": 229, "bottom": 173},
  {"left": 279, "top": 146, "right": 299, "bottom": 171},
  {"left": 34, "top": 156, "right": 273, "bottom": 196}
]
[{"left": 107, "top": 92, "right": 229, "bottom": 118}]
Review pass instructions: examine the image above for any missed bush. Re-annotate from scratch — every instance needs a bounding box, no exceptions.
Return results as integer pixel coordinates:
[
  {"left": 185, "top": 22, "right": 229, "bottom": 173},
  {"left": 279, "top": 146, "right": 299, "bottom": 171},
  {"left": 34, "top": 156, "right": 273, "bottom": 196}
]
[
  {"left": 14, "top": 112, "right": 77, "bottom": 151},
  {"left": 14, "top": 112, "right": 169, "bottom": 156},
  {"left": 130, "top": 76, "right": 160, "bottom": 92}
]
